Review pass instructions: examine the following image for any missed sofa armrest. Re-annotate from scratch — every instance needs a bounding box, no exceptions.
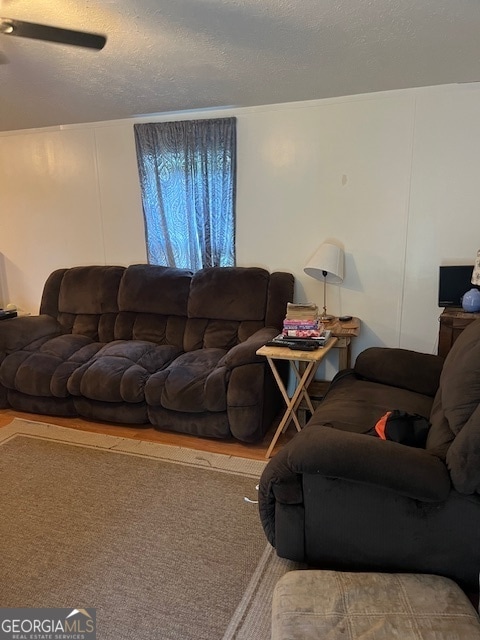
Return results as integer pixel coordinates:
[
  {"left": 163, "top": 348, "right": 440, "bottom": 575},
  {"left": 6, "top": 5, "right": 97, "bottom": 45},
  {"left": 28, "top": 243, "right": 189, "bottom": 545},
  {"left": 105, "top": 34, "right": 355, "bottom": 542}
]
[
  {"left": 258, "top": 442, "right": 302, "bottom": 547},
  {"left": 0, "top": 315, "right": 62, "bottom": 357},
  {"left": 354, "top": 347, "right": 444, "bottom": 397},
  {"left": 220, "top": 328, "right": 286, "bottom": 443},
  {"left": 288, "top": 425, "right": 451, "bottom": 500},
  {"left": 219, "top": 327, "right": 279, "bottom": 368},
  {"left": 259, "top": 424, "right": 451, "bottom": 549}
]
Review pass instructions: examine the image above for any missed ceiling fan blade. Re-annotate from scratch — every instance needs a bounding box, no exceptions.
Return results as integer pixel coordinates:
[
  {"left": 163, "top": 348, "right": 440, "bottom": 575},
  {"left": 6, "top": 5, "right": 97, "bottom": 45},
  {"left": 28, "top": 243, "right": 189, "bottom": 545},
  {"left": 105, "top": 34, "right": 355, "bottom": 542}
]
[{"left": 0, "top": 18, "right": 106, "bottom": 50}]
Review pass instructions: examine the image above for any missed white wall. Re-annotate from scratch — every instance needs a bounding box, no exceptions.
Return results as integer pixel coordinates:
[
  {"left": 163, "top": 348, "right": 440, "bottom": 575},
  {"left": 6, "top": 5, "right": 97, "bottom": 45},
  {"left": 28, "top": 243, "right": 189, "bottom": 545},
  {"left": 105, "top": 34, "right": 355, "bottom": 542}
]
[{"left": 1, "top": 83, "right": 479, "bottom": 375}]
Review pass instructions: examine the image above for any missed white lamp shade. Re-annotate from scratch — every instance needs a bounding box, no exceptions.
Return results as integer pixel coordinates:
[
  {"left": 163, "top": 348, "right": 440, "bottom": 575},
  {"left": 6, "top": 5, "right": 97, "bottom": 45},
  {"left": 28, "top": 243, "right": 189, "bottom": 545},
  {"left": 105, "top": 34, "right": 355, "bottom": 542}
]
[
  {"left": 304, "top": 243, "right": 344, "bottom": 284},
  {"left": 472, "top": 250, "right": 480, "bottom": 286}
]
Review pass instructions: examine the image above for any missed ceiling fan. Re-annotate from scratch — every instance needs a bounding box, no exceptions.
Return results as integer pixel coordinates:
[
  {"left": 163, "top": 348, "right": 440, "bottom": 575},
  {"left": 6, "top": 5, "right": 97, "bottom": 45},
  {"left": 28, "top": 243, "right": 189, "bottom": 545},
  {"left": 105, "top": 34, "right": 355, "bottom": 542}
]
[{"left": 0, "top": 17, "right": 106, "bottom": 50}]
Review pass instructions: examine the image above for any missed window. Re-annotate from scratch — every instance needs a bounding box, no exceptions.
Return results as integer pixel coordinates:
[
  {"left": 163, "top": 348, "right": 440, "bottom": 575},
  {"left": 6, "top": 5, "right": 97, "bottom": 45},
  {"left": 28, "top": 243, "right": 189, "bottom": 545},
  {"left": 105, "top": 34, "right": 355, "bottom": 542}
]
[{"left": 134, "top": 117, "right": 236, "bottom": 271}]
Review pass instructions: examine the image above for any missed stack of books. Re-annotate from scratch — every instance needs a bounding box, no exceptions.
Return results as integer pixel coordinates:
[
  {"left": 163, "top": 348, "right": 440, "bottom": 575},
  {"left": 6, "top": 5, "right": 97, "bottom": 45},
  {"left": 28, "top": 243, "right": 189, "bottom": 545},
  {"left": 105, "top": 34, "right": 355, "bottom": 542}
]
[{"left": 282, "top": 302, "right": 324, "bottom": 338}]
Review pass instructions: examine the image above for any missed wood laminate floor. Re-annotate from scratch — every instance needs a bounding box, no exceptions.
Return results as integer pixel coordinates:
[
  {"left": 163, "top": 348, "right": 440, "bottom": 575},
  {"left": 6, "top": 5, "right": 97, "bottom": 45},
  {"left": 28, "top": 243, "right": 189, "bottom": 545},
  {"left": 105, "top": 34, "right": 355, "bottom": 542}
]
[{"left": 0, "top": 408, "right": 295, "bottom": 461}]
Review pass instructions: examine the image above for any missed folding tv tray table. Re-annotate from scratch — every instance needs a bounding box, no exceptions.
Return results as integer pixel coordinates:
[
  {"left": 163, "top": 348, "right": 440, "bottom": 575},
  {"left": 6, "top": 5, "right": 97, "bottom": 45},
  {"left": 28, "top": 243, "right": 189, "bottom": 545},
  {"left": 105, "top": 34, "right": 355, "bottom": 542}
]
[{"left": 256, "top": 337, "right": 338, "bottom": 458}]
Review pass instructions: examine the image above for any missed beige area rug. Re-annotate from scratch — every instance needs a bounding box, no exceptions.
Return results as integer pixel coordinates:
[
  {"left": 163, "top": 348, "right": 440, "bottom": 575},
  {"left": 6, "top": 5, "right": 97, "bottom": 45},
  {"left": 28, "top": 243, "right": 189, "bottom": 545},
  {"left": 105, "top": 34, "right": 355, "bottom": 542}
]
[{"left": 0, "top": 419, "right": 300, "bottom": 640}]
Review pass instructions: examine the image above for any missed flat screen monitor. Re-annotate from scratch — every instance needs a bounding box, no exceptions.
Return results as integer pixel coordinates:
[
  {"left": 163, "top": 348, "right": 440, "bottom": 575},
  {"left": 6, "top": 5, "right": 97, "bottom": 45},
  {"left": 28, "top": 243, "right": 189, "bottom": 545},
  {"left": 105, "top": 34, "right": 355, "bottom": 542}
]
[{"left": 438, "top": 265, "right": 475, "bottom": 307}]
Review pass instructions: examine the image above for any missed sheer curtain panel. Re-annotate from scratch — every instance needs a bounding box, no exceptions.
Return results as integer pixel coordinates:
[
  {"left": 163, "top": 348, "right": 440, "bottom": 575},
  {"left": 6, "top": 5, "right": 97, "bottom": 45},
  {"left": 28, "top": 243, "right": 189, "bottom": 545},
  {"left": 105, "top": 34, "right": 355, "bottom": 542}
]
[{"left": 134, "top": 117, "right": 236, "bottom": 271}]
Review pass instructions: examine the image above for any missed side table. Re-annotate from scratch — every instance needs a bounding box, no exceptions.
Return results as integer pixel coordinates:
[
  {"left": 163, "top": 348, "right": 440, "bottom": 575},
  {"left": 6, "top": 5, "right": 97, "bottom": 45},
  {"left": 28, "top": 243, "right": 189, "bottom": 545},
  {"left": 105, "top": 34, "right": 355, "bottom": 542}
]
[
  {"left": 305, "top": 316, "right": 361, "bottom": 405},
  {"left": 438, "top": 307, "right": 480, "bottom": 357},
  {"left": 323, "top": 316, "right": 361, "bottom": 369},
  {"left": 257, "top": 337, "right": 338, "bottom": 458}
]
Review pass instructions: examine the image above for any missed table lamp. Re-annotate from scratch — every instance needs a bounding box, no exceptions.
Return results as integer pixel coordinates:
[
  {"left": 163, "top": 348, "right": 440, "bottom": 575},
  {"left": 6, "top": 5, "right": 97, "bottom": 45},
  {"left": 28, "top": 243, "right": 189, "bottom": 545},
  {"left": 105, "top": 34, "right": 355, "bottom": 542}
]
[{"left": 304, "top": 242, "right": 344, "bottom": 320}]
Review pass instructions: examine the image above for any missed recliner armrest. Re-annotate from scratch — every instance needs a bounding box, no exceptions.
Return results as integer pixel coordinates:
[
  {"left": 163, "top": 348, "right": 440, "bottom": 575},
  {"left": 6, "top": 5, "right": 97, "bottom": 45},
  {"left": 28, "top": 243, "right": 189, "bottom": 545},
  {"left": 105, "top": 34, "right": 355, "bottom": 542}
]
[
  {"left": 354, "top": 347, "right": 444, "bottom": 397},
  {"left": 285, "top": 425, "right": 451, "bottom": 501},
  {"left": 0, "top": 315, "right": 62, "bottom": 357},
  {"left": 259, "top": 424, "right": 451, "bottom": 548},
  {"left": 219, "top": 327, "right": 279, "bottom": 368}
]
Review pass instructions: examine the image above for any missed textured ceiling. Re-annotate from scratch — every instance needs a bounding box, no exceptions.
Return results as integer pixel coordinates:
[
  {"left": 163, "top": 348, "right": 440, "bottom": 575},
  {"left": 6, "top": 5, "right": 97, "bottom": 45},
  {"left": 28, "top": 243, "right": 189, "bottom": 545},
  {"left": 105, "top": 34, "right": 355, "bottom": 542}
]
[{"left": 1, "top": 0, "right": 480, "bottom": 132}]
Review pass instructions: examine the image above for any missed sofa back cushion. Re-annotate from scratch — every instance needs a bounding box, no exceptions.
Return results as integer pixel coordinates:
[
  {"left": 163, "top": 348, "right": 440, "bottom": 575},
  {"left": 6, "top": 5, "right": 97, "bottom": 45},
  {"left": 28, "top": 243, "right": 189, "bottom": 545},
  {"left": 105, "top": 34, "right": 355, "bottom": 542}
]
[
  {"left": 184, "top": 267, "right": 292, "bottom": 351},
  {"left": 354, "top": 347, "right": 443, "bottom": 397},
  {"left": 114, "top": 264, "right": 192, "bottom": 347},
  {"left": 40, "top": 264, "right": 293, "bottom": 353},
  {"left": 265, "top": 271, "right": 296, "bottom": 329},
  {"left": 40, "top": 268, "right": 68, "bottom": 317},
  {"left": 41, "top": 266, "right": 125, "bottom": 342},
  {"left": 427, "top": 319, "right": 480, "bottom": 493}
]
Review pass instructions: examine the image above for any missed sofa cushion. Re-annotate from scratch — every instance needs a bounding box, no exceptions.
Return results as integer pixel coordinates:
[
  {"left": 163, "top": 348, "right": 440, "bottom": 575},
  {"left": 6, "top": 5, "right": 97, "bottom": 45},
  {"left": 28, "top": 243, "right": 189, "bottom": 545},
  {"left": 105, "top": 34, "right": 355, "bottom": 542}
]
[
  {"left": 188, "top": 267, "right": 269, "bottom": 321},
  {"left": 118, "top": 264, "right": 192, "bottom": 316},
  {"left": 67, "top": 340, "right": 182, "bottom": 403},
  {"left": 115, "top": 312, "right": 188, "bottom": 347},
  {"left": 0, "top": 335, "right": 102, "bottom": 397},
  {"left": 433, "top": 319, "right": 480, "bottom": 437},
  {"left": 432, "top": 319, "right": 480, "bottom": 493},
  {"left": 355, "top": 347, "right": 443, "bottom": 397},
  {"left": 184, "top": 267, "right": 270, "bottom": 351},
  {"left": 50, "top": 343, "right": 106, "bottom": 397},
  {"left": 145, "top": 348, "right": 227, "bottom": 412},
  {"left": 55, "top": 265, "right": 125, "bottom": 342},
  {"left": 113, "top": 264, "right": 192, "bottom": 347},
  {"left": 58, "top": 266, "right": 124, "bottom": 315},
  {"left": 309, "top": 374, "right": 434, "bottom": 434},
  {"left": 39, "top": 268, "right": 68, "bottom": 317}
]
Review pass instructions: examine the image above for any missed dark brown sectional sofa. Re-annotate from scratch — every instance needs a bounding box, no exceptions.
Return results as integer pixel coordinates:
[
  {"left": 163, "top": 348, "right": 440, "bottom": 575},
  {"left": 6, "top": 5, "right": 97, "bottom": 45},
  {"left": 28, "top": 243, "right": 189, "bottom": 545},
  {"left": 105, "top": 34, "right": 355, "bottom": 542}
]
[{"left": 0, "top": 264, "right": 294, "bottom": 442}]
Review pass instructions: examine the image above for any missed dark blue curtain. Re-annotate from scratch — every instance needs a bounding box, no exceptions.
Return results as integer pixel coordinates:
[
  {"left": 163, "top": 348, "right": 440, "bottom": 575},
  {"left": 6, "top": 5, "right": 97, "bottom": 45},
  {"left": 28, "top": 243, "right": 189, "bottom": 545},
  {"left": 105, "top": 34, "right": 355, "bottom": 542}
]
[{"left": 134, "top": 117, "right": 236, "bottom": 271}]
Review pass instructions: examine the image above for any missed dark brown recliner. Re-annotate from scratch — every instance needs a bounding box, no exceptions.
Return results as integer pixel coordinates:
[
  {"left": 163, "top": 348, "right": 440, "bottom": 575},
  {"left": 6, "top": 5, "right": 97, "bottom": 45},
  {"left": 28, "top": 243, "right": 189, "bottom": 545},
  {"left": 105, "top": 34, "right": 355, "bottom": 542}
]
[
  {"left": 66, "top": 264, "right": 192, "bottom": 425},
  {"left": 259, "top": 318, "right": 480, "bottom": 592},
  {"left": 145, "top": 266, "right": 291, "bottom": 441},
  {"left": 0, "top": 265, "right": 125, "bottom": 416}
]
